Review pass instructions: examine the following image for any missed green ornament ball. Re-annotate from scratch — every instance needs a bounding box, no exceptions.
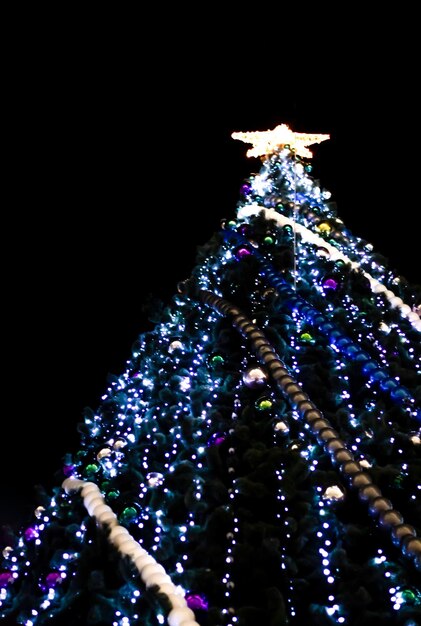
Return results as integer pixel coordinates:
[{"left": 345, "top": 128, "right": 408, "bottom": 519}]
[
  {"left": 107, "top": 490, "right": 120, "bottom": 500},
  {"left": 210, "top": 354, "right": 225, "bottom": 367},
  {"left": 401, "top": 588, "right": 417, "bottom": 603},
  {"left": 256, "top": 397, "right": 273, "bottom": 411},
  {"left": 120, "top": 506, "right": 138, "bottom": 522},
  {"left": 85, "top": 463, "right": 100, "bottom": 476},
  {"left": 263, "top": 235, "right": 275, "bottom": 245},
  {"left": 300, "top": 332, "right": 314, "bottom": 343}
]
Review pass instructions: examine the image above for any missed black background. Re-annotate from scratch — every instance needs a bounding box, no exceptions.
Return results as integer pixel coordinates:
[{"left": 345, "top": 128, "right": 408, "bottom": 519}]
[{"left": 2, "top": 21, "right": 420, "bottom": 530}]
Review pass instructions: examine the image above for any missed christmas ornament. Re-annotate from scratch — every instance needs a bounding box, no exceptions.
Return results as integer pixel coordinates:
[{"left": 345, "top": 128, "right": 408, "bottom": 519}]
[
  {"left": 288, "top": 439, "right": 305, "bottom": 451},
  {"left": 207, "top": 432, "right": 226, "bottom": 446},
  {"left": 263, "top": 234, "right": 275, "bottom": 246},
  {"left": 107, "top": 489, "right": 120, "bottom": 499},
  {"left": 256, "top": 396, "right": 273, "bottom": 411},
  {"left": 147, "top": 472, "right": 164, "bottom": 487},
  {"left": 62, "top": 463, "right": 75, "bottom": 477},
  {"left": 243, "top": 366, "right": 267, "bottom": 388},
  {"left": 120, "top": 507, "right": 138, "bottom": 523},
  {"left": 113, "top": 437, "right": 127, "bottom": 450},
  {"left": 85, "top": 463, "right": 100, "bottom": 475},
  {"left": 221, "top": 218, "right": 237, "bottom": 230},
  {"left": 24, "top": 527, "right": 39, "bottom": 541},
  {"left": 0, "top": 571, "right": 14, "bottom": 587},
  {"left": 97, "top": 448, "right": 112, "bottom": 462},
  {"left": 44, "top": 572, "right": 64, "bottom": 588},
  {"left": 410, "top": 432, "right": 421, "bottom": 445},
  {"left": 34, "top": 506, "right": 46, "bottom": 519},
  {"left": 273, "top": 420, "right": 290, "bottom": 434},
  {"left": 316, "top": 246, "right": 330, "bottom": 258},
  {"left": 177, "top": 280, "right": 189, "bottom": 294},
  {"left": 261, "top": 288, "right": 277, "bottom": 300},
  {"left": 300, "top": 332, "right": 314, "bottom": 343},
  {"left": 316, "top": 222, "right": 332, "bottom": 235},
  {"left": 322, "top": 485, "right": 346, "bottom": 502},
  {"left": 209, "top": 353, "right": 225, "bottom": 367},
  {"left": 169, "top": 339, "right": 184, "bottom": 353},
  {"left": 398, "top": 587, "right": 419, "bottom": 605},
  {"left": 322, "top": 277, "right": 339, "bottom": 291},
  {"left": 2, "top": 547, "right": 13, "bottom": 559},
  {"left": 393, "top": 474, "right": 405, "bottom": 488},
  {"left": 238, "top": 223, "right": 252, "bottom": 237},
  {"left": 234, "top": 245, "right": 252, "bottom": 260},
  {"left": 186, "top": 593, "right": 209, "bottom": 611}
]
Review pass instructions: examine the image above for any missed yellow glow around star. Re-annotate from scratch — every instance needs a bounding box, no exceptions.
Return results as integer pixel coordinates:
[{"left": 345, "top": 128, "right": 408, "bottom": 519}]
[{"left": 231, "top": 123, "right": 330, "bottom": 159}]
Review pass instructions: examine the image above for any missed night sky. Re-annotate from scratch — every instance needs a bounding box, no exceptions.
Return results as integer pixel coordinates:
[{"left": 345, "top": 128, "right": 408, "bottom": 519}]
[{"left": 2, "top": 45, "right": 420, "bottom": 531}]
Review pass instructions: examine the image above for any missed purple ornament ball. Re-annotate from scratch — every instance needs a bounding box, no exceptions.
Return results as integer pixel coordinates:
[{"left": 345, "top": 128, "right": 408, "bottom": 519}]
[
  {"left": 63, "top": 464, "right": 75, "bottom": 477},
  {"left": 24, "top": 527, "right": 39, "bottom": 541},
  {"left": 186, "top": 593, "right": 209, "bottom": 611},
  {"left": 0, "top": 571, "right": 14, "bottom": 587},
  {"left": 45, "top": 572, "right": 64, "bottom": 588},
  {"left": 207, "top": 432, "right": 226, "bottom": 447},
  {"left": 322, "top": 277, "right": 339, "bottom": 291},
  {"left": 235, "top": 246, "right": 252, "bottom": 261}
]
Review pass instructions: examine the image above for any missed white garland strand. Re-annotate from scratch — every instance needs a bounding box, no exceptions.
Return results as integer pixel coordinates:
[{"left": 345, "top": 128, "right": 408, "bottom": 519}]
[
  {"left": 237, "top": 205, "right": 421, "bottom": 333},
  {"left": 62, "top": 478, "right": 200, "bottom": 626}
]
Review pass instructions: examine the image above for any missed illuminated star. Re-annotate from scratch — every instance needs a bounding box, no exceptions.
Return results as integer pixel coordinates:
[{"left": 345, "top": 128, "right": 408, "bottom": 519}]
[{"left": 231, "top": 123, "right": 330, "bottom": 159}]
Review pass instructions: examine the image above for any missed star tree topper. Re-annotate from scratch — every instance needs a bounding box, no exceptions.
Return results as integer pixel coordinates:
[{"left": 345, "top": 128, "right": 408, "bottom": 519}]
[{"left": 232, "top": 123, "right": 330, "bottom": 159}]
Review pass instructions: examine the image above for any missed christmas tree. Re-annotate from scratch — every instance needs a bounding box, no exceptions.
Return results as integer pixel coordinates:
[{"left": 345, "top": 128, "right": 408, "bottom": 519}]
[{"left": 1, "top": 124, "right": 420, "bottom": 626}]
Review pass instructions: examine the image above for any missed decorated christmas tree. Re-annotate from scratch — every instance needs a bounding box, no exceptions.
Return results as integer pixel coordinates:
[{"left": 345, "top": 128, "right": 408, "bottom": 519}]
[{"left": 1, "top": 124, "right": 420, "bottom": 626}]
